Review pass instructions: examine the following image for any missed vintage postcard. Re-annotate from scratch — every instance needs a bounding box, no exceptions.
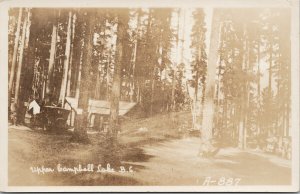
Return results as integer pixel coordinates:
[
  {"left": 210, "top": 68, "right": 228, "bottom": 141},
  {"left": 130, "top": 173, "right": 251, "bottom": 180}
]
[{"left": 0, "top": 0, "right": 299, "bottom": 192}]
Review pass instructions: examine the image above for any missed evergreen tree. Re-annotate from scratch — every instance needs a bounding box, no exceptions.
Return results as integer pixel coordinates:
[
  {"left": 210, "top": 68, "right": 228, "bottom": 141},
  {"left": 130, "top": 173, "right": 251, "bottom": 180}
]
[{"left": 190, "top": 8, "right": 207, "bottom": 129}]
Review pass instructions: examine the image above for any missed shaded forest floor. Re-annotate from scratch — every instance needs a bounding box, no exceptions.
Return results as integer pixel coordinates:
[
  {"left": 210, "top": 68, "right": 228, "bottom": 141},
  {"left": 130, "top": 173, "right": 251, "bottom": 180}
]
[{"left": 8, "top": 111, "right": 291, "bottom": 186}]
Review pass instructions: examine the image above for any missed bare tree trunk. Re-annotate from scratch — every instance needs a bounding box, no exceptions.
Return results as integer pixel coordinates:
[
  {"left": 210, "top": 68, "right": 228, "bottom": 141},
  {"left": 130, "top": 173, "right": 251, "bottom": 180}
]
[
  {"left": 21, "top": 9, "right": 34, "bottom": 107},
  {"left": 14, "top": 9, "right": 31, "bottom": 126},
  {"left": 150, "top": 65, "right": 156, "bottom": 116},
  {"left": 24, "top": 10, "right": 31, "bottom": 49},
  {"left": 21, "top": 9, "right": 33, "bottom": 97},
  {"left": 267, "top": 35, "right": 273, "bottom": 136},
  {"left": 73, "top": 11, "right": 96, "bottom": 142},
  {"left": 150, "top": 41, "right": 158, "bottom": 116},
  {"left": 238, "top": 24, "right": 248, "bottom": 149},
  {"left": 146, "top": 11, "right": 155, "bottom": 117},
  {"left": 268, "top": 40, "right": 273, "bottom": 95},
  {"left": 129, "top": 11, "right": 141, "bottom": 102},
  {"left": 14, "top": 12, "right": 28, "bottom": 106},
  {"left": 75, "top": 43, "right": 84, "bottom": 99},
  {"left": 137, "top": 81, "right": 141, "bottom": 103},
  {"left": 59, "top": 12, "right": 72, "bottom": 106},
  {"left": 193, "top": 27, "right": 203, "bottom": 130},
  {"left": 180, "top": 8, "right": 186, "bottom": 64},
  {"left": 257, "top": 41, "right": 261, "bottom": 135},
  {"left": 67, "top": 13, "right": 76, "bottom": 97},
  {"left": 171, "top": 9, "right": 181, "bottom": 112},
  {"left": 109, "top": 12, "right": 127, "bottom": 140},
  {"left": 9, "top": 8, "right": 23, "bottom": 106},
  {"left": 192, "top": 71, "right": 199, "bottom": 129},
  {"left": 46, "top": 11, "right": 58, "bottom": 98},
  {"left": 243, "top": 27, "right": 250, "bottom": 149},
  {"left": 106, "top": 44, "right": 113, "bottom": 101},
  {"left": 200, "top": 9, "right": 221, "bottom": 154},
  {"left": 94, "top": 70, "right": 101, "bottom": 99},
  {"left": 243, "top": 57, "right": 251, "bottom": 149}
]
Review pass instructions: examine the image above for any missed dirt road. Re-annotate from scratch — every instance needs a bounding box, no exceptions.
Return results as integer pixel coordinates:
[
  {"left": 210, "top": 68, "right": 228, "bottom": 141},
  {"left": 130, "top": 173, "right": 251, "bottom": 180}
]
[
  {"left": 126, "top": 137, "right": 291, "bottom": 185},
  {"left": 8, "top": 127, "right": 291, "bottom": 186}
]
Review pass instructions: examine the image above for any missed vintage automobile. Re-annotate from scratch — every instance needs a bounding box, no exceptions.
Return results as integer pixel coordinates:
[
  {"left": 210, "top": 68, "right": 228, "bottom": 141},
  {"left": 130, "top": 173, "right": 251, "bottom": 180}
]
[
  {"left": 43, "top": 106, "right": 71, "bottom": 131},
  {"left": 27, "top": 100, "right": 71, "bottom": 131}
]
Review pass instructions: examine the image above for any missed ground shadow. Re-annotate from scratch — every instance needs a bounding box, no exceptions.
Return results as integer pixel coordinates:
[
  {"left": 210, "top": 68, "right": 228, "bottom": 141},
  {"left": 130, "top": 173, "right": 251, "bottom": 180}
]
[{"left": 213, "top": 151, "right": 291, "bottom": 185}]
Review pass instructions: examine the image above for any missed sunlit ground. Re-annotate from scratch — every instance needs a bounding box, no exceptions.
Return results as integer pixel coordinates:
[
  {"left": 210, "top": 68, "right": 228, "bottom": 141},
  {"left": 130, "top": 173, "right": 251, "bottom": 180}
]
[{"left": 8, "top": 112, "right": 291, "bottom": 186}]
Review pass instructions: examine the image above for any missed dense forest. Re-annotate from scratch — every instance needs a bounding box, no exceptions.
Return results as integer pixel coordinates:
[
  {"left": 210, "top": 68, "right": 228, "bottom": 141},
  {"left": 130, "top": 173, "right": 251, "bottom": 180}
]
[{"left": 8, "top": 7, "right": 291, "bottom": 158}]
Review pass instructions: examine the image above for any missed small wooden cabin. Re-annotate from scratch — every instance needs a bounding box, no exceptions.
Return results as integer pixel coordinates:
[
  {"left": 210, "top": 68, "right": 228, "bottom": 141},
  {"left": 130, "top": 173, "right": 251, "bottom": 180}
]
[{"left": 64, "top": 97, "right": 136, "bottom": 131}]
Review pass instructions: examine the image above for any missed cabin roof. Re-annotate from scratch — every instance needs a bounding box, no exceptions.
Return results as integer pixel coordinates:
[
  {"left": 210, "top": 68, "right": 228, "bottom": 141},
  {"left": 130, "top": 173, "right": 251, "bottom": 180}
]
[{"left": 65, "top": 97, "right": 136, "bottom": 116}]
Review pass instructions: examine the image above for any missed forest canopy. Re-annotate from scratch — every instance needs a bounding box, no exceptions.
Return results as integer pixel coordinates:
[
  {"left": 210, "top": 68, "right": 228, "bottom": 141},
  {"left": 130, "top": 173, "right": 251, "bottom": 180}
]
[{"left": 8, "top": 7, "right": 291, "bottom": 155}]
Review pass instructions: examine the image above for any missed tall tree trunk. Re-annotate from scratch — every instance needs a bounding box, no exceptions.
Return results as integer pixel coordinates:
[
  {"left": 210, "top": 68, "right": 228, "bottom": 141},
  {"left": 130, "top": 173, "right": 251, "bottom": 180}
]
[
  {"left": 106, "top": 45, "right": 113, "bottom": 101},
  {"left": 14, "top": 12, "right": 28, "bottom": 106},
  {"left": 170, "top": 68, "right": 176, "bottom": 112},
  {"left": 150, "top": 64, "right": 156, "bottom": 116},
  {"left": 67, "top": 13, "right": 76, "bottom": 97},
  {"left": 9, "top": 8, "right": 23, "bottom": 106},
  {"left": 243, "top": 34, "right": 251, "bottom": 149},
  {"left": 268, "top": 39, "right": 273, "bottom": 95},
  {"left": 193, "top": 26, "right": 204, "bottom": 129},
  {"left": 243, "top": 25, "right": 251, "bottom": 149},
  {"left": 24, "top": 10, "right": 31, "bottom": 49},
  {"left": 75, "top": 43, "right": 84, "bottom": 100},
  {"left": 73, "top": 11, "right": 96, "bottom": 142},
  {"left": 150, "top": 42, "right": 160, "bottom": 116},
  {"left": 171, "top": 9, "right": 181, "bottom": 112},
  {"left": 19, "top": 9, "right": 31, "bottom": 94},
  {"left": 59, "top": 12, "right": 72, "bottom": 106},
  {"left": 268, "top": 36, "right": 273, "bottom": 136},
  {"left": 94, "top": 20, "right": 107, "bottom": 100},
  {"left": 46, "top": 12, "right": 58, "bottom": 98},
  {"left": 21, "top": 9, "right": 34, "bottom": 106},
  {"left": 180, "top": 9, "right": 186, "bottom": 64},
  {"left": 146, "top": 10, "right": 155, "bottom": 116},
  {"left": 238, "top": 24, "right": 248, "bottom": 149},
  {"left": 200, "top": 9, "right": 221, "bottom": 153},
  {"left": 257, "top": 41, "right": 261, "bottom": 135},
  {"left": 192, "top": 71, "right": 199, "bottom": 129},
  {"left": 94, "top": 70, "right": 101, "bottom": 99},
  {"left": 109, "top": 11, "right": 127, "bottom": 140},
  {"left": 129, "top": 11, "right": 141, "bottom": 102}
]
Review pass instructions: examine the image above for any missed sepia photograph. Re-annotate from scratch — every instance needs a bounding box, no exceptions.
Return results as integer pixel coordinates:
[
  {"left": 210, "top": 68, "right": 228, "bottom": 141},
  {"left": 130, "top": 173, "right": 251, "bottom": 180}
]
[{"left": 0, "top": 0, "right": 299, "bottom": 192}]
